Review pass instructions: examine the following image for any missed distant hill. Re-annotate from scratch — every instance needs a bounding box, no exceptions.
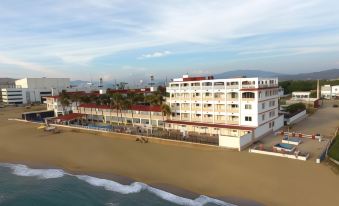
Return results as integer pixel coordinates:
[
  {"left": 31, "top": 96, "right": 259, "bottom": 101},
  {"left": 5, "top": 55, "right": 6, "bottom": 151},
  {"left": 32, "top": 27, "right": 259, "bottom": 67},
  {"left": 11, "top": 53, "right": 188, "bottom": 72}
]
[
  {"left": 278, "top": 69, "right": 339, "bottom": 81},
  {"left": 214, "top": 70, "right": 283, "bottom": 79}
]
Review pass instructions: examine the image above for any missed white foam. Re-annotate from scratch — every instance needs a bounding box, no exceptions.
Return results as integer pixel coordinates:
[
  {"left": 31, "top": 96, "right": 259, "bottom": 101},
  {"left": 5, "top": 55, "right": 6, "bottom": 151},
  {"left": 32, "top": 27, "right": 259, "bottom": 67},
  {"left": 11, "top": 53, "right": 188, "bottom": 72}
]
[
  {"left": 77, "top": 175, "right": 235, "bottom": 206},
  {"left": 76, "top": 175, "right": 146, "bottom": 194},
  {"left": 0, "top": 163, "right": 236, "bottom": 206},
  {"left": 0, "top": 163, "right": 65, "bottom": 179}
]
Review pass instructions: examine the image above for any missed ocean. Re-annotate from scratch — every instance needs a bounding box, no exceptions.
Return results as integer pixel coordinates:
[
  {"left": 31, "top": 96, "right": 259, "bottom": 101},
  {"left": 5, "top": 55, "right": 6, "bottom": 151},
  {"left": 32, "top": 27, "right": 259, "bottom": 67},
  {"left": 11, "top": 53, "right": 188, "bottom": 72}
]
[{"left": 0, "top": 163, "right": 235, "bottom": 206}]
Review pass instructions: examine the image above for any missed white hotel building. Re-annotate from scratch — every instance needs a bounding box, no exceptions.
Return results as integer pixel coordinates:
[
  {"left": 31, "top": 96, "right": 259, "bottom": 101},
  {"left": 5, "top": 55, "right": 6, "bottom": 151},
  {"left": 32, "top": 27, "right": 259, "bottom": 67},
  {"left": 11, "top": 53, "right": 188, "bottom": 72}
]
[{"left": 165, "top": 75, "right": 284, "bottom": 150}]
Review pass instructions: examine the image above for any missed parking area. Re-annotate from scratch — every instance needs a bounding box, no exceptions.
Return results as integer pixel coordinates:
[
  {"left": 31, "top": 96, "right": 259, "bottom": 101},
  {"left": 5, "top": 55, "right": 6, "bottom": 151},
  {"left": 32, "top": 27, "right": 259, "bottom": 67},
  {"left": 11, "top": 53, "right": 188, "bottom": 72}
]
[{"left": 255, "top": 100, "right": 339, "bottom": 161}]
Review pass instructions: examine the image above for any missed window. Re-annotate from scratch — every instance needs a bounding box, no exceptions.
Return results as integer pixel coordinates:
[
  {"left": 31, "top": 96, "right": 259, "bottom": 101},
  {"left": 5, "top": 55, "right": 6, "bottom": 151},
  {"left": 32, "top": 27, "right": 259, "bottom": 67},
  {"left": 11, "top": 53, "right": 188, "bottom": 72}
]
[
  {"left": 262, "top": 102, "right": 265, "bottom": 109},
  {"left": 231, "top": 92, "right": 237, "bottom": 98},
  {"left": 245, "top": 116, "right": 252, "bottom": 121},
  {"left": 231, "top": 104, "right": 238, "bottom": 108},
  {"left": 262, "top": 114, "right": 265, "bottom": 121},
  {"left": 245, "top": 104, "right": 252, "bottom": 109},
  {"left": 242, "top": 92, "right": 255, "bottom": 98}
]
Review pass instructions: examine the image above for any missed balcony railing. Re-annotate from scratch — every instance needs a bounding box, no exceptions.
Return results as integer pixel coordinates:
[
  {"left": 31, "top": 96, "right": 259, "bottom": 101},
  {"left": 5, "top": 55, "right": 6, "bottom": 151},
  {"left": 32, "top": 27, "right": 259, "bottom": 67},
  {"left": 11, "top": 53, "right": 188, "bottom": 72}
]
[
  {"left": 213, "top": 85, "right": 225, "bottom": 90},
  {"left": 226, "top": 85, "right": 239, "bottom": 89},
  {"left": 226, "top": 120, "right": 239, "bottom": 124},
  {"left": 242, "top": 98, "right": 255, "bottom": 101},
  {"left": 226, "top": 108, "right": 239, "bottom": 113},
  {"left": 214, "top": 119, "right": 226, "bottom": 124},
  {"left": 259, "top": 84, "right": 278, "bottom": 88},
  {"left": 241, "top": 85, "right": 256, "bottom": 89},
  {"left": 226, "top": 98, "right": 238, "bottom": 101},
  {"left": 214, "top": 108, "right": 225, "bottom": 112}
]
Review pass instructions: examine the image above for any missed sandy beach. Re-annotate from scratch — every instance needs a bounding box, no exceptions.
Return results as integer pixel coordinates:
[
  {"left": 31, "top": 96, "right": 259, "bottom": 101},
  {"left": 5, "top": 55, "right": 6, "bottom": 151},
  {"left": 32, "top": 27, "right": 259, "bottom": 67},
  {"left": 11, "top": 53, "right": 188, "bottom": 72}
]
[{"left": 0, "top": 106, "right": 338, "bottom": 206}]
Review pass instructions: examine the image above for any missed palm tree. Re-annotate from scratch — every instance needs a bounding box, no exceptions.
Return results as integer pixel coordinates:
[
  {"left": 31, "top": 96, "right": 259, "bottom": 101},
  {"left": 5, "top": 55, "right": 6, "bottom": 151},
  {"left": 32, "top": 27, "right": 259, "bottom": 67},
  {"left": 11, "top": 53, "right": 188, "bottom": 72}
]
[
  {"left": 59, "top": 90, "right": 70, "bottom": 115},
  {"left": 161, "top": 103, "right": 171, "bottom": 129},
  {"left": 110, "top": 93, "right": 123, "bottom": 125}
]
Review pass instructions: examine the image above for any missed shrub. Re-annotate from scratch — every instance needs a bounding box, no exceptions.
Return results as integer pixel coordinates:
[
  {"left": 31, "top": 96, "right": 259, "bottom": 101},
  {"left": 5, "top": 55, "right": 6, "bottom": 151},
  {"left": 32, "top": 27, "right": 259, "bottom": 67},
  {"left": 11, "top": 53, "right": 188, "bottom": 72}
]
[
  {"left": 329, "top": 134, "right": 339, "bottom": 161},
  {"left": 286, "top": 103, "right": 306, "bottom": 114}
]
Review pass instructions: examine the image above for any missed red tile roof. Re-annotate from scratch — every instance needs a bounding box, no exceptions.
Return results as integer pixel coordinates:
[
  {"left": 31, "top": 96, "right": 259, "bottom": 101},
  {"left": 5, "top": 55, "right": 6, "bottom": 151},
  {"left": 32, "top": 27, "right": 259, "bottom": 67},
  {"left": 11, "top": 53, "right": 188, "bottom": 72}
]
[
  {"left": 131, "top": 105, "right": 161, "bottom": 112},
  {"left": 55, "top": 113, "right": 85, "bottom": 121},
  {"left": 164, "top": 120, "right": 255, "bottom": 130}
]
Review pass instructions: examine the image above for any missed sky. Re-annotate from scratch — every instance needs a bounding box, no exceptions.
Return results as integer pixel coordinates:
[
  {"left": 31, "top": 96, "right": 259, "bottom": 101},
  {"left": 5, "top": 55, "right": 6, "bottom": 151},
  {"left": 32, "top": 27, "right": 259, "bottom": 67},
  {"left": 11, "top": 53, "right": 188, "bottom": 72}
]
[{"left": 0, "top": 0, "right": 339, "bottom": 84}]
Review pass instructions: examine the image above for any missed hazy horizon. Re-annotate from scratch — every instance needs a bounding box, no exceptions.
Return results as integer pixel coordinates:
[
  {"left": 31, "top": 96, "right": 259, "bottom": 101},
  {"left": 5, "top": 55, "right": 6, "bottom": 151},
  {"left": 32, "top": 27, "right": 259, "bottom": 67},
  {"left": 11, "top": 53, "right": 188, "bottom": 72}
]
[{"left": 0, "top": 0, "right": 339, "bottom": 82}]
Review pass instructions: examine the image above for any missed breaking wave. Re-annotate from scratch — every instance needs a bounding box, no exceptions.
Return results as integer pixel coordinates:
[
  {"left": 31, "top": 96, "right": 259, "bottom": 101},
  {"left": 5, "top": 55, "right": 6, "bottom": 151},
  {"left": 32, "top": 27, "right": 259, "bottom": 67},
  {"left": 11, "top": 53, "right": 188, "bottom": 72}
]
[{"left": 0, "top": 163, "right": 235, "bottom": 206}]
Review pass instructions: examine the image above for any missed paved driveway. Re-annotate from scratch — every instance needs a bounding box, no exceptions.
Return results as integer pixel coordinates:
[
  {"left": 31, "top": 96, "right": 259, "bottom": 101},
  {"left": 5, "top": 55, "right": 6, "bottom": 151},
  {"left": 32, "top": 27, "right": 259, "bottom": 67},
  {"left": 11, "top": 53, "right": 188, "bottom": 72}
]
[{"left": 292, "top": 100, "right": 339, "bottom": 138}]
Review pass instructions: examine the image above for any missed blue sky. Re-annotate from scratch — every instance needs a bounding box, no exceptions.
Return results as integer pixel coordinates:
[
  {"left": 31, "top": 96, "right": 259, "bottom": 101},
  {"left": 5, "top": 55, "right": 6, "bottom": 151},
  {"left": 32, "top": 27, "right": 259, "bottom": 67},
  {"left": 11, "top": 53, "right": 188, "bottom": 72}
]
[{"left": 0, "top": 0, "right": 339, "bottom": 83}]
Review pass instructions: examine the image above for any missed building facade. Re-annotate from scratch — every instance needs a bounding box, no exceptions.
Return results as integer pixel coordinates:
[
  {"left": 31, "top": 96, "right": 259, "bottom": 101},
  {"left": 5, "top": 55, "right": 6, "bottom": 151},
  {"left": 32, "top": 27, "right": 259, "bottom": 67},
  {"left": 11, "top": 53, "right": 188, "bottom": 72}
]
[
  {"left": 1, "top": 78, "right": 70, "bottom": 105},
  {"left": 165, "top": 75, "right": 284, "bottom": 150},
  {"left": 321, "top": 85, "right": 339, "bottom": 99}
]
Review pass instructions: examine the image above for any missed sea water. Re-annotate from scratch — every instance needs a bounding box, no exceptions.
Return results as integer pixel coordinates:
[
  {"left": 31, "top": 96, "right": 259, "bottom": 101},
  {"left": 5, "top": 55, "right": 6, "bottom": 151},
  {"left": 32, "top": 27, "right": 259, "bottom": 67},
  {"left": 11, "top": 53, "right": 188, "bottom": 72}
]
[{"left": 0, "top": 163, "right": 236, "bottom": 206}]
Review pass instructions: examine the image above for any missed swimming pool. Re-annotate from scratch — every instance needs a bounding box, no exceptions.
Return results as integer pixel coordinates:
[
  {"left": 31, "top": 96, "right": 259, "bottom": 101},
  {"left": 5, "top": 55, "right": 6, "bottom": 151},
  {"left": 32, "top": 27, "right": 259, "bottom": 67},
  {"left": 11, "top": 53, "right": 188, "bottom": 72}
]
[{"left": 274, "top": 143, "right": 296, "bottom": 152}]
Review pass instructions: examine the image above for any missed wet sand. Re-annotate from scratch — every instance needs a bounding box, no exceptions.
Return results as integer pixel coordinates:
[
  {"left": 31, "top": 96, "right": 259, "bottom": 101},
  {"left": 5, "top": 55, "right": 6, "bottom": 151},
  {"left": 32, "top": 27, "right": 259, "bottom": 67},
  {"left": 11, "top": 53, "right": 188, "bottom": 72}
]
[{"left": 0, "top": 106, "right": 338, "bottom": 206}]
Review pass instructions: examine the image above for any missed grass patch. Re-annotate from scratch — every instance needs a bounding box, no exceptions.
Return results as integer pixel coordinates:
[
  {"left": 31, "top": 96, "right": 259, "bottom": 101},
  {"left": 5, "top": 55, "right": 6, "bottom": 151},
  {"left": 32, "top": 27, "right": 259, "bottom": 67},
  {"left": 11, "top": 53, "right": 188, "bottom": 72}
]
[{"left": 328, "top": 134, "right": 339, "bottom": 161}]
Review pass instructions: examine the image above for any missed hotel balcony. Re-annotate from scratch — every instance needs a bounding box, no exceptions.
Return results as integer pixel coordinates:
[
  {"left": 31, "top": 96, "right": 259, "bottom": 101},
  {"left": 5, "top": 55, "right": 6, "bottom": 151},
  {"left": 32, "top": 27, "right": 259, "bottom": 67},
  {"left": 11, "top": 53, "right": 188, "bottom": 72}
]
[
  {"left": 191, "top": 86, "right": 201, "bottom": 90},
  {"left": 202, "top": 96, "right": 214, "bottom": 100},
  {"left": 191, "top": 107, "right": 202, "bottom": 111},
  {"left": 202, "top": 86, "right": 213, "bottom": 90},
  {"left": 226, "top": 108, "right": 239, "bottom": 113},
  {"left": 226, "top": 120, "right": 239, "bottom": 125},
  {"left": 181, "top": 107, "right": 191, "bottom": 111},
  {"left": 241, "top": 97, "right": 255, "bottom": 102},
  {"left": 191, "top": 97, "right": 202, "bottom": 101},
  {"left": 181, "top": 116, "right": 190, "bottom": 121},
  {"left": 226, "top": 98, "right": 239, "bottom": 102},
  {"left": 259, "top": 84, "right": 278, "bottom": 88},
  {"left": 214, "top": 119, "right": 226, "bottom": 124},
  {"left": 226, "top": 85, "right": 239, "bottom": 89},
  {"left": 202, "top": 118, "right": 214, "bottom": 123},
  {"left": 202, "top": 107, "right": 213, "bottom": 111},
  {"left": 241, "top": 84, "right": 256, "bottom": 89},
  {"left": 213, "top": 85, "right": 226, "bottom": 90},
  {"left": 214, "top": 108, "right": 225, "bottom": 112},
  {"left": 191, "top": 117, "right": 202, "bottom": 121},
  {"left": 171, "top": 116, "right": 181, "bottom": 121}
]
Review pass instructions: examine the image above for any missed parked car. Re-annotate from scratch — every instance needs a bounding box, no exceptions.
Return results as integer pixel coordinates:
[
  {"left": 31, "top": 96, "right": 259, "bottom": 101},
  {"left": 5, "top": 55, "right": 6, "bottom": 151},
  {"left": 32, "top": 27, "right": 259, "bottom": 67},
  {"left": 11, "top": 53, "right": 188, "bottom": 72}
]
[{"left": 333, "top": 104, "right": 338, "bottom": 108}]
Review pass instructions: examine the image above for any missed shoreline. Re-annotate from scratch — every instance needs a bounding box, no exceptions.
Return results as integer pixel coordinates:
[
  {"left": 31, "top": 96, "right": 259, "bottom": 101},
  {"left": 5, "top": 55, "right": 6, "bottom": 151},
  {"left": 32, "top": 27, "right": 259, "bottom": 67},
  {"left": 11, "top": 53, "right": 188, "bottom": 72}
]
[
  {"left": 0, "top": 160, "right": 262, "bottom": 206},
  {"left": 0, "top": 106, "right": 338, "bottom": 206}
]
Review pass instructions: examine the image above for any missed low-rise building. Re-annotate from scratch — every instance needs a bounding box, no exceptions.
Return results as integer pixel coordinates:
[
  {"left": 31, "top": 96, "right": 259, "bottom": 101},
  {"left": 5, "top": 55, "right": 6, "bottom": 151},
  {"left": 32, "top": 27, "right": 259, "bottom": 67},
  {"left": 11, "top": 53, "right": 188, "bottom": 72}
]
[
  {"left": 1, "top": 77, "right": 70, "bottom": 105},
  {"left": 321, "top": 85, "right": 339, "bottom": 99}
]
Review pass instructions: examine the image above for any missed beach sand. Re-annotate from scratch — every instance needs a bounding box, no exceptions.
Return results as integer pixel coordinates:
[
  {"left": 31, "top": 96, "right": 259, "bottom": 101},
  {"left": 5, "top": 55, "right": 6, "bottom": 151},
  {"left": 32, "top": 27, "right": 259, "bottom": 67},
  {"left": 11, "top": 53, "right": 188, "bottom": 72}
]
[{"left": 0, "top": 106, "right": 338, "bottom": 206}]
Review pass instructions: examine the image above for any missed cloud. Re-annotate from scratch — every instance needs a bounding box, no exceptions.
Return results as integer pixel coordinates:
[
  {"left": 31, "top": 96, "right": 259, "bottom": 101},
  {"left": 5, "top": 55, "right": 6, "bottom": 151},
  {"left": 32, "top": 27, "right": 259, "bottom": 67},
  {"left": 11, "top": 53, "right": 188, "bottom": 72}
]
[
  {"left": 138, "top": 51, "right": 172, "bottom": 59},
  {"left": 0, "top": 0, "right": 339, "bottom": 79},
  {"left": 0, "top": 53, "right": 58, "bottom": 76}
]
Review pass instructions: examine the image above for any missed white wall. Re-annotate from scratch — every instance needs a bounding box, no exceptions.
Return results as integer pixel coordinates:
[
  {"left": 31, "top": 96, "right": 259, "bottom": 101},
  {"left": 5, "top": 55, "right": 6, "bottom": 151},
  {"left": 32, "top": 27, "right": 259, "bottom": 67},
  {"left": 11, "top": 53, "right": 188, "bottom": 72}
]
[
  {"left": 286, "top": 110, "right": 306, "bottom": 125},
  {"left": 219, "top": 135, "right": 240, "bottom": 149},
  {"left": 15, "top": 78, "right": 70, "bottom": 89}
]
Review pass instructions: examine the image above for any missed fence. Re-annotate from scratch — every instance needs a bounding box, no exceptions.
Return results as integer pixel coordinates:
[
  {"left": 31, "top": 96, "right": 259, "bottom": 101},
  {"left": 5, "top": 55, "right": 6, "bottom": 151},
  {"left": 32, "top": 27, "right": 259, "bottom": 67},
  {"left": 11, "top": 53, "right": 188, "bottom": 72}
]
[{"left": 68, "top": 123, "right": 219, "bottom": 146}]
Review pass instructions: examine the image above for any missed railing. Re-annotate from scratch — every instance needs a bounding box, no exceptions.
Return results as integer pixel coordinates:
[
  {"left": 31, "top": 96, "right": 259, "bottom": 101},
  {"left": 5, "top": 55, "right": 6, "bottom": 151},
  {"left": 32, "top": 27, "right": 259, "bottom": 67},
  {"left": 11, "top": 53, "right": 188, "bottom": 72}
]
[
  {"left": 241, "top": 85, "right": 256, "bottom": 89},
  {"left": 226, "top": 109, "right": 239, "bottom": 113},
  {"left": 68, "top": 123, "right": 219, "bottom": 146},
  {"left": 259, "top": 84, "right": 278, "bottom": 88},
  {"left": 213, "top": 85, "right": 225, "bottom": 90},
  {"left": 226, "top": 120, "right": 239, "bottom": 124},
  {"left": 202, "top": 86, "right": 213, "bottom": 90},
  {"left": 226, "top": 97, "right": 238, "bottom": 101},
  {"left": 226, "top": 85, "right": 239, "bottom": 89}
]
